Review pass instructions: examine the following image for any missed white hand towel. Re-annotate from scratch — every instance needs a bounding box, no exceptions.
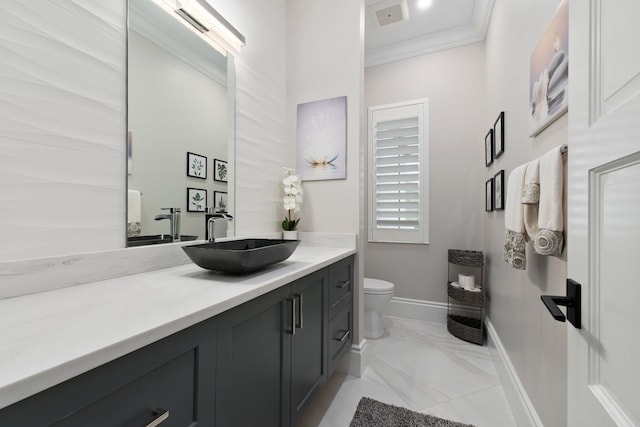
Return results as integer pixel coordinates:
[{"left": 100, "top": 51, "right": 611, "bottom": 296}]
[
  {"left": 127, "top": 189, "right": 142, "bottom": 223},
  {"left": 128, "top": 189, "right": 142, "bottom": 237},
  {"left": 521, "top": 159, "right": 540, "bottom": 204},
  {"left": 534, "top": 146, "right": 564, "bottom": 256},
  {"left": 504, "top": 164, "right": 528, "bottom": 270},
  {"left": 522, "top": 159, "right": 540, "bottom": 240}
]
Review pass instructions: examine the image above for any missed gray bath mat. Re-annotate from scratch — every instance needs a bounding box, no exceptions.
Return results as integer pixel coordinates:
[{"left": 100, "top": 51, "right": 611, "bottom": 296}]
[{"left": 350, "top": 397, "right": 476, "bottom": 427}]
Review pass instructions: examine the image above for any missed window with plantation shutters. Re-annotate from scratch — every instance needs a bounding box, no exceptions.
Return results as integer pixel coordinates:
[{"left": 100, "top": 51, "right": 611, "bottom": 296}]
[{"left": 368, "top": 100, "right": 429, "bottom": 244}]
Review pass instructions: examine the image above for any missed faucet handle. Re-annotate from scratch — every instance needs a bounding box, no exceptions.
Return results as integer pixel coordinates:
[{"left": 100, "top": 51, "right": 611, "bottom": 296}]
[{"left": 161, "top": 207, "right": 181, "bottom": 214}]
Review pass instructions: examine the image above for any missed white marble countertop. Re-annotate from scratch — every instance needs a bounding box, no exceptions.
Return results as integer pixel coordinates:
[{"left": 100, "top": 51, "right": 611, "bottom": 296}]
[{"left": 0, "top": 241, "right": 356, "bottom": 410}]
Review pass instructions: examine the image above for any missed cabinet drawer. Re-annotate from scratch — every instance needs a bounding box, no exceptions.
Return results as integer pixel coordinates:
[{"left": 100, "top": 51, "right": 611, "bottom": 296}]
[
  {"left": 328, "top": 256, "right": 354, "bottom": 318},
  {"left": 56, "top": 351, "right": 200, "bottom": 427},
  {"left": 0, "top": 318, "right": 215, "bottom": 427},
  {"left": 328, "top": 303, "right": 352, "bottom": 375}
]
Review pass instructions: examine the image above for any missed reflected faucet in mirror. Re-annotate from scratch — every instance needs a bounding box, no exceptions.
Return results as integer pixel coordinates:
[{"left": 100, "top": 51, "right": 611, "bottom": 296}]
[{"left": 155, "top": 207, "right": 181, "bottom": 242}]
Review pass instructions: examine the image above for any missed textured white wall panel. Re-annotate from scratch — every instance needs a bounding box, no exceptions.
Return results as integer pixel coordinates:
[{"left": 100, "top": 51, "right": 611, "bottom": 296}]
[
  {"left": 0, "top": 0, "right": 289, "bottom": 261},
  {"left": 0, "top": 1, "right": 127, "bottom": 261},
  {"left": 214, "top": 0, "right": 289, "bottom": 236}
]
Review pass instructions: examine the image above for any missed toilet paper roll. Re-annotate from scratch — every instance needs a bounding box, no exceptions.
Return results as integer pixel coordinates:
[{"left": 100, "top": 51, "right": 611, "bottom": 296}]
[{"left": 459, "top": 274, "right": 476, "bottom": 290}]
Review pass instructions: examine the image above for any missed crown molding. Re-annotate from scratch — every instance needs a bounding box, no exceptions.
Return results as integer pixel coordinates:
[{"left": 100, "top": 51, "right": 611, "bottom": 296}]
[{"left": 365, "top": 0, "right": 494, "bottom": 68}]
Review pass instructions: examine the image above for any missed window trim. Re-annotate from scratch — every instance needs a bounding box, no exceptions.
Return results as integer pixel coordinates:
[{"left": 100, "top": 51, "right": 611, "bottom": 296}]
[{"left": 367, "top": 99, "right": 429, "bottom": 244}]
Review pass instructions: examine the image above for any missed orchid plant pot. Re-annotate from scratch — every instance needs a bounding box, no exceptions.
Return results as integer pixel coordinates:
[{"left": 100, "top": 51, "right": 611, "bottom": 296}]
[{"left": 282, "top": 230, "right": 298, "bottom": 240}]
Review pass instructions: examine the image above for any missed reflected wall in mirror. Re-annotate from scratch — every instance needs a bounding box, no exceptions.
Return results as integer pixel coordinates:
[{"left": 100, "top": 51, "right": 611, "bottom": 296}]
[{"left": 127, "top": 0, "right": 234, "bottom": 246}]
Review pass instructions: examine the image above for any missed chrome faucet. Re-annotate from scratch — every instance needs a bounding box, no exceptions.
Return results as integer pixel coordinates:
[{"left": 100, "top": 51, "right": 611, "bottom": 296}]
[
  {"left": 154, "top": 207, "right": 181, "bottom": 242},
  {"left": 207, "top": 213, "right": 233, "bottom": 242}
]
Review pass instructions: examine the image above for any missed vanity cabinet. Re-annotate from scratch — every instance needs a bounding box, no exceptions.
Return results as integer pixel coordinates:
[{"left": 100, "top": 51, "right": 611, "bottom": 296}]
[
  {"left": 0, "top": 317, "right": 216, "bottom": 426},
  {"left": 215, "top": 255, "right": 354, "bottom": 427},
  {"left": 215, "top": 268, "right": 329, "bottom": 427},
  {"left": 0, "top": 255, "right": 355, "bottom": 427},
  {"left": 327, "top": 256, "right": 354, "bottom": 375}
]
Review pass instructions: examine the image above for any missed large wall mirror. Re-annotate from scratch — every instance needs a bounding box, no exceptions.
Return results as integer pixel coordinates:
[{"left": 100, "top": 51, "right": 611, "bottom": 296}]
[{"left": 127, "top": 0, "right": 236, "bottom": 246}]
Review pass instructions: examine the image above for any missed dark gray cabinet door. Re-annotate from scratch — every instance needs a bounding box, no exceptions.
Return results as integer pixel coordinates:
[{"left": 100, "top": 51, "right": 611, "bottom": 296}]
[
  {"left": 215, "top": 285, "right": 292, "bottom": 427},
  {"left": 0, "top": 317, "right": 216, "bottom": 427},
  {"left": 290, "top": 269, "right": 328, "bottom": 426}
]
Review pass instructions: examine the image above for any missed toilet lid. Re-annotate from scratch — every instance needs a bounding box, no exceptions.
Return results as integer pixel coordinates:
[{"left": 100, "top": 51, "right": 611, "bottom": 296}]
[{"left": 364, "top": 278, "right": 395, "bottom": 295}]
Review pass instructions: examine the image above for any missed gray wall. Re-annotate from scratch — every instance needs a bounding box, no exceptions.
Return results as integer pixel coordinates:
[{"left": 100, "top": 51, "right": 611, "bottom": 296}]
[
  {"left": 364, "top": 42, "right": 486, "bottom": 302},
  {"left": 287, "top": 0, "right": 364, "bottom": 341},
  {"left": 483, "top": 0, "right": 567, "bottom": 425}
]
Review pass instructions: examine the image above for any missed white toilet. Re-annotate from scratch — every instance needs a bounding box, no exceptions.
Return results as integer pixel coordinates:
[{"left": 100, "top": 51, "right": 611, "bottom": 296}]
[{"left": 363, "top": 278, "right": 395, "bottom": 339}]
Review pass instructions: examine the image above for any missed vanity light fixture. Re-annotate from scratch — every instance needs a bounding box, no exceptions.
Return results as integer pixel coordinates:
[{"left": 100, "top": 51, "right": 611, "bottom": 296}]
[{"left": 153, "top": 0, "right": 245, "bottom": 55}]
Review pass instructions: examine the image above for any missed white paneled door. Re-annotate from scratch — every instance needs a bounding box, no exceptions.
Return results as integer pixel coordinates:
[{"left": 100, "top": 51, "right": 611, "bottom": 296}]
[{"left": 568, "top": 0, "right": 640, "bottom": 426}]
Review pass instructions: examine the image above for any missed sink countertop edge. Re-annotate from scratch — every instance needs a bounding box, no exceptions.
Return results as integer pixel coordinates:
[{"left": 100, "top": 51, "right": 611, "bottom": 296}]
[{"left": 0, "top": 244, "right": 356, "bottom": 410}]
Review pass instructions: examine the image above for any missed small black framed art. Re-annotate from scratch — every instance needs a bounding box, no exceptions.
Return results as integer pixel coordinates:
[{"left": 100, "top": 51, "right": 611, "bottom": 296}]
[
  {"left": 486, "top": 178, "right": 494, "bottom": 212},
  {"left": 494, "top": 111, "right": 505, "bottom": 159},
  {"left": 493, "top": 170, "right": 505, "bottom": 210},
  {"left": 485, "top": 129, "right": 494, "bottom": 167}
]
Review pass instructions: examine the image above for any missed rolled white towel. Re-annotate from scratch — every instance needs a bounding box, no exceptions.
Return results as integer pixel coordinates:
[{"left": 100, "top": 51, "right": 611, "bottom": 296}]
[
  {"left": 504, "top": 164, "right": 528, "bottom": 270},
  {"left": 522, "top": 159, "right": 540, "bottom": 240},
  {"left": 127, "top": 189, "right": 142, "bottom": 223},
  {"left": 534, "top": 146, "right": 564, "bottom": 256}
]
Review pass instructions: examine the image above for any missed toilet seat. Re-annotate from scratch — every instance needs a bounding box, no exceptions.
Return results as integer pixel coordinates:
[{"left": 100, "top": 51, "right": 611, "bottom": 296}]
[{"left": 364, "top": 278, "right": 395, "bottom": 295}]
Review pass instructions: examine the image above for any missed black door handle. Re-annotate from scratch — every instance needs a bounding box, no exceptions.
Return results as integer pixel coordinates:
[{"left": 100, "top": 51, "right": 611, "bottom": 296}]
[{"left": 540, "top": 279, "right": 581, "bottom": 329}]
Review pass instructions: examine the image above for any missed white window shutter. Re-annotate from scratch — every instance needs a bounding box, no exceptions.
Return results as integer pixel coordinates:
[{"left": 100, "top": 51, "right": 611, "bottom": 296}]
[{"left": 368, "top": 100, "right": 429, "bottom": 244}]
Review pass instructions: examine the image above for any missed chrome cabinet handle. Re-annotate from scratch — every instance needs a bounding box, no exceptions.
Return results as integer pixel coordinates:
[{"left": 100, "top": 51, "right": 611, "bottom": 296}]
[
  {"left": 335, "top": 330, "right": 350, "bottom": 343},
  {"left": 294, "top": 294, "right": 303, "bottom": 329},
  {"left": 145, "top": 408, "right": 169, "bottom": 427},
  {"left": 337, "top": 280, "right": 350, "bottom": 289},
  {"left": 288, "top": 298, "right": 296, "bottom": 335}
]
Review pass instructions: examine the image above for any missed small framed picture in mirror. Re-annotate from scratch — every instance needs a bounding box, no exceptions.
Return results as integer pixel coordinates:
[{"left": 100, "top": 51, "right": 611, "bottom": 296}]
[
  {"left": 187, "top": 188, "right": 207, "bottom": 212},
  {"left": 187, "top": 152, "right": 207, "bottom": 179},
  {"left": 214, "top": 159, "right": 228, "bottom": 182},
  {"left": 214, "top": 191, "right": 228, "bottom": 212}
]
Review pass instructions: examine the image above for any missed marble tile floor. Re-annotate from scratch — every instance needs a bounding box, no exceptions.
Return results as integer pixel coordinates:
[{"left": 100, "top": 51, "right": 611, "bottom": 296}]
[{"left": 298, "top": 316, "right": 518, "bottom": 427}]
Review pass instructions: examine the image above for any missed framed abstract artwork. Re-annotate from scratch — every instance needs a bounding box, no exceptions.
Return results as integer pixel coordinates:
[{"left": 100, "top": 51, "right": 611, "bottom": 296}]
[
  {"left": 529, "top": 0, "right": 568, "bottom": 136},
  {"left": 296, "top": 96, "right": 347, "bottom": 181}
]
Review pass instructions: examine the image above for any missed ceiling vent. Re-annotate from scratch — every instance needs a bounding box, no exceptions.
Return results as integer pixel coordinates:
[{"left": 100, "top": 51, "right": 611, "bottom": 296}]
[{"left": 369, "top": 0, "right": 410, "bottom": 27}]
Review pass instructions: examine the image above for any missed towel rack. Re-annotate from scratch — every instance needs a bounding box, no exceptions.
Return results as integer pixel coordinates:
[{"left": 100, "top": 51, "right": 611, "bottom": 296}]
[{"left": 560, "top": 144, "right": 568, "bottom": 154}]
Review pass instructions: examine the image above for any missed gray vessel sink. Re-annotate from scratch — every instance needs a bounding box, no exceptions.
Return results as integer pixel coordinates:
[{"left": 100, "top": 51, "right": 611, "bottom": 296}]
[{"left": 182, "top": 238, "right": 299, "bottom": 274}]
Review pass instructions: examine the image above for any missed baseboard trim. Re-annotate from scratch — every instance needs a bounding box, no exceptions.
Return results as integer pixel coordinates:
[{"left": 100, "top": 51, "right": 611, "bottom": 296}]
[
  {"left": 485, "top": 318, "right": 543, "bottom": 427},
  {"left": 337, "top": 338, "right": 367, "bottom": 378},
  {"left": 384, "top": 297, "right": 448, "bottom": 323}
]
